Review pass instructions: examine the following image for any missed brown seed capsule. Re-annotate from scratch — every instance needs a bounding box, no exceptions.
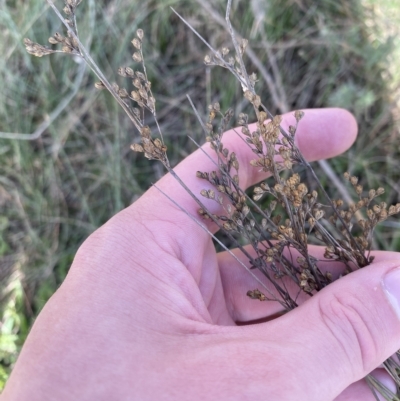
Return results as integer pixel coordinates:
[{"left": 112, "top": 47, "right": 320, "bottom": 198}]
[
  {"left": 244, "top": 90, "right": 255, "bottom": 102},
  {"left": 253, "top": 95, "right": 261, "bottom": 108},
  {"left": 223, "top": 222, "right": 233, "bottom": 231},
  {"left": 118, "top": 67, "right": 128, "bottom": 77},
  {"left": 52, "top": 33, "right": 63, "bottom": 43},
  {"left": 247, "top": 289, "right": 267, "bottom": 301},
  {"left": 131, "top": 38, "right": 141, "bottom": 50},
  {"left": 294, "top": 110, "right": 305, "bottom": 122},
  {"left": 94, "top": 81, "right": 105, "bottom": 89},
  {"left": 350, "top": 176, "right": 358, "bottom": 186},
  {"left": 272, "top": 115, "right": 283, "bottom": 126},
  {"left": 132, "top": 52, "right": 142, "bottom": 62},
  {"left": 131, "top": 78, "right": 141, "bottom": 89},
  {"left": 48, "top": 37, "right": 59, "bottom": 45},
  {"left": 125, "top": 67, "right": 134, "bottom": 76},
  {"left": 240, "top": 38, "right": 248, "bottom": 53},
  {"left": 136, "top": 29, "right": 144, "bottom": 40},
  {"left": 373, "top": 205, "right": 381, "bottom": 214},
  {"left": 117, "top": 88, "right": 128, "bottom": 98},
  {"left": 220, "top": 47, "right": 229, "bottom": 56},
  {"left": 130, "top": 143, "right": 143, "bottom": 152},
  {"left": 130, "top": 91, "right": 141, "bottom": 102}
]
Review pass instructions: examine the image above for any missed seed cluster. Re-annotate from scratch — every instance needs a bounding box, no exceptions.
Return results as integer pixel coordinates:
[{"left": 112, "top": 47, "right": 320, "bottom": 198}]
[
  {"left": 198, "top": 42, "right": 400, "bottom": 303},
  {"left": 24, "top": 0, "right": 82, "bottom": 57}
]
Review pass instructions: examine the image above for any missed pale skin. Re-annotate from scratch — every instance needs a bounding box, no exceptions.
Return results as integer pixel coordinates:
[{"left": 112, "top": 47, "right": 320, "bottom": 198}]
[{"left": 3, "top": 108, "right": 400, "bottom": 400}]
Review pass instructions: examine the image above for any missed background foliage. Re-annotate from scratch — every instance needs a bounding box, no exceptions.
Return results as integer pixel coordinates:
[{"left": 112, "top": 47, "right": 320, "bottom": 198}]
[{"left": 1, "top": 0, "right": 400, "bottom": 389}]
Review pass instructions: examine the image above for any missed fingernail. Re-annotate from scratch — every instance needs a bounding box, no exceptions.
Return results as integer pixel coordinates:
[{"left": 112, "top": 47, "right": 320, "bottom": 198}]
[{"left": 382, "top": 267, "right": 400, "bottom": 318}]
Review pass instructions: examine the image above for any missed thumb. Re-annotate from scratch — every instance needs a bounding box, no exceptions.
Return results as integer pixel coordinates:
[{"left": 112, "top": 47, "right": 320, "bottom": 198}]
[{"left": 258, "top": 260, "right": 400, "bottom": 400}]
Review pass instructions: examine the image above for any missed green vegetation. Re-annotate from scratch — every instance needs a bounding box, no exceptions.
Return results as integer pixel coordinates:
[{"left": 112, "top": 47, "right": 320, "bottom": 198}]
[{"left": 1, "top": 0, "right": 399, "bottom": 389}]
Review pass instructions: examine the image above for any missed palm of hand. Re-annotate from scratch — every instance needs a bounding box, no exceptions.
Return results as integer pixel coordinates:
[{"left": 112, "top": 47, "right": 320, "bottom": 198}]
[{"left": 5, "top": 108, "right": 398, "bottom": 401}]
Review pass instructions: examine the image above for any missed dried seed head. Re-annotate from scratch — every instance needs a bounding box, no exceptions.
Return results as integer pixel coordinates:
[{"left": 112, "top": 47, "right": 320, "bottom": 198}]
[
  {"left": 136, "top": 29, "right": 144, "bottom": 40},
  {"left": 247, "top": 289, "right": 267, "bottom": 301},
  {"left": 373, "top": 205, "right": 381, "bottom": 214},
  {"left": 138, "top": 87, "right": 148, "bottom": 100},
  {"left": 368, "top": 189, "right": 376, "bottom": 199},
  {"left": 379, "top": 209, "right": 388, "bottom": 220},
  {"left": 140, "top": 126, "right": 151, "bottom": 138},
  {"left": 242, "top": 205, "right": 250, "bottom": 216},
  {"left": 130, "top": 143, "right": 144, "bottom": 152},
  {"left": 204, "top": 54, "right": 212, "bottom": 64},
  {"left": 376, "top": 187, "right": 385, "bottom": 196},
  {"left": 118, "top": 88, "right": 129, "bottom": 98},
  {"left": 132, "top": 78, "right": 142, "bottom": 89},
  {"left": 272, "top": 115, "right": 282, "bottom": 126},
  {"left": 118, "top": 67, "right": 128, "bottom": 77},
  {"left": 314, "top": 210, "right": 324, "bottom": 220},
  {"left": 239, "top": 38, "right": 248, "bottom": 55},
  {"left": 125, "top": 67, "right": 134, "bottom": 76},
  {"left": 134, "top": 71, "right": 145, "bottom": 81},
  {"left": 244, "top": 90, "right": 255, "bottom": 102},
  {"left": 350, "top": 176, "right": 358, "bottom": 186},
  {"left": 130, "top": 91, "right": 141, "bottom": 102},
  {"left": 131, "top": 38, "right": 141, "bottom": 50},
  {"left": 48, "top": 37, "right": 59, "bottom": 45},
  {"left": 200, "top": 189, "right": 209, "bottom": 198},
  {"left": 249, "top": 72, "right": 257, "bottom": 83},
  {"left": 335, "top": 199, "right": 344, "bottom": 208},
  {"left": 294, "top": 110, "right": 304, "bottom": 122},
  {"left": 221, "top": 47, "right": 229, "bottom": 56},
  {"left": 62, "top": 45, "right": 72, "bottom": 53},
  {"left": 94, "top": 81, "right": 106, "bottom": 90},
  {"left": 51, "top": 34, "right": 63, "bottom": 44},
  {"left": 132, "top": 52, "right": 142, "bottom": 62},
  {"left": 223, "top": 222, "right": 234, "bottom": 231}
]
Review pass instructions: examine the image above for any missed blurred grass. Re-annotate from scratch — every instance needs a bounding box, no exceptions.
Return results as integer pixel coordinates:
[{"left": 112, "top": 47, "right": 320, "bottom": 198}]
[{"left": 1, "top": 0, "right": 400, "bottom": 389}]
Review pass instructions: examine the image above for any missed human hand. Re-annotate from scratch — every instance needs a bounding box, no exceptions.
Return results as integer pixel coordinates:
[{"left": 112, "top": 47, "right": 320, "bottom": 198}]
[{"left": 3, "top": 108, "right": 400, "bottom": 401}]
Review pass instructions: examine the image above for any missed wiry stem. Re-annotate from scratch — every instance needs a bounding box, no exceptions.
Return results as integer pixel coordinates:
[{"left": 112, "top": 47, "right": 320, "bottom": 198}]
[{"left": 46, "top": 0, "right": 143, "bottom": 132}]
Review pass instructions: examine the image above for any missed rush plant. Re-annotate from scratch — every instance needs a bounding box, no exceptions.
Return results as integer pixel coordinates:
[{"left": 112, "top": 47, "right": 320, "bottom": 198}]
[{"left": 23, "top": 0, "right": 400, "bottom": 398}]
